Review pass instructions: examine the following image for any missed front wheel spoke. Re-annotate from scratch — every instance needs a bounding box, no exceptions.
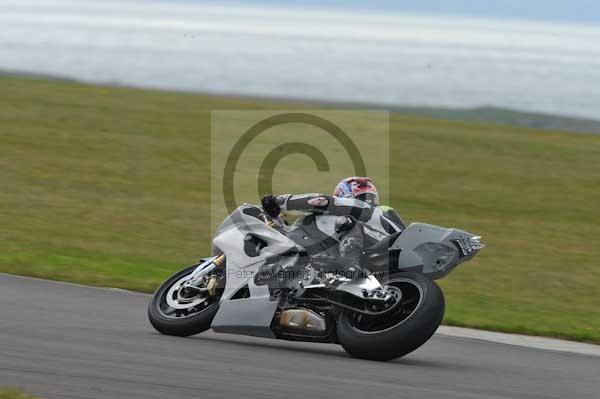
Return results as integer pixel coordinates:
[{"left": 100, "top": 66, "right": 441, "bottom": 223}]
[{"left": 158, "top": 269, "right": 222, "bottom": 318}]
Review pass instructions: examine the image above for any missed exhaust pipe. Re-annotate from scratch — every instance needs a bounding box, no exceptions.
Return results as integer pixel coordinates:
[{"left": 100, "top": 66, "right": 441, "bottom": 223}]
[{"left": 278, "top": 308, "right": 327, "bottom": 334}]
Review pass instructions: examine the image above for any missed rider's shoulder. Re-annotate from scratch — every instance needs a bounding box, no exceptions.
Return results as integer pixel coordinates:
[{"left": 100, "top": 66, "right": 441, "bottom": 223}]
[{"left": 378, "top": 205, "right": 395, "bottom": 212}]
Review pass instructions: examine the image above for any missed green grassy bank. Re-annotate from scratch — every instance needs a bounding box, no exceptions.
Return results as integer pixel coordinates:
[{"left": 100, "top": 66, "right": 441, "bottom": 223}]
[
  {"left": 0, "top": 390, "right": 40, "bottom": 399},
  {"left": 1, "top": 76, "right": 599, "bottom": 342}
]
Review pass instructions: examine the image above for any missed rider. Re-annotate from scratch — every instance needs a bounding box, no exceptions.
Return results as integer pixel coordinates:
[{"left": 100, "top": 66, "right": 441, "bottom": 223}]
[{"left": 261, "top": 177, "right": 405, "bottom": 279}]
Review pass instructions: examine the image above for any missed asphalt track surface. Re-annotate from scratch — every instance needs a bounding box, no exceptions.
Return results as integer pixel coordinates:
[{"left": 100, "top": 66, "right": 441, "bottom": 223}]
[{"left": 1, "top": 274, "right": 598, "bottom": 399}]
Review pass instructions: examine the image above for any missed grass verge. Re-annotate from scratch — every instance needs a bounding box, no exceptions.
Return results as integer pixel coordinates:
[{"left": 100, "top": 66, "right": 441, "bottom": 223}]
[
  {"left": 0, "top": 390, "right": 40, "bottom": 399},
  {"left": 1, "top": 76, "right": 599, "bottom": 343}
]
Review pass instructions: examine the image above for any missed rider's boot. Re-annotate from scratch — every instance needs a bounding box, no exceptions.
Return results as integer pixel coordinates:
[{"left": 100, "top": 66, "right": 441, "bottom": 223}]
[{"left": 335, "top": 216, "right": 367, "bottom": 280}]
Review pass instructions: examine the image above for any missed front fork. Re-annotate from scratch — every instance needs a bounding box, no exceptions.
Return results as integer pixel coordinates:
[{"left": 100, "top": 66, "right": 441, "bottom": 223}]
[{"left": 183, "top": 254, "right": 226, "bottom": 296}]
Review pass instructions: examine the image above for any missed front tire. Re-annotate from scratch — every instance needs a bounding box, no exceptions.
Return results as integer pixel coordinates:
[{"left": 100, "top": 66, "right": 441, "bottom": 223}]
[
  {"left": 336, "top": 272, "right": 445, "bottom": 361},
  {"left": 148, "top": 264, "right": 221, "bottom": 337}
]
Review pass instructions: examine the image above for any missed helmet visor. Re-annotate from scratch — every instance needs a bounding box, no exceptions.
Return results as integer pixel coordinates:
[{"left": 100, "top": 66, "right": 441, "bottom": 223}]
[{"left": 356, "top": 192, "right": 379, "bottom": 206}]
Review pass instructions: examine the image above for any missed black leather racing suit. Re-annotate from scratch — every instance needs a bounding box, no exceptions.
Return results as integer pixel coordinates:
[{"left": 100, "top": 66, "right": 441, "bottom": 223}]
[{"left": 273, "top": 193, "right": 405, "bottom": 275}]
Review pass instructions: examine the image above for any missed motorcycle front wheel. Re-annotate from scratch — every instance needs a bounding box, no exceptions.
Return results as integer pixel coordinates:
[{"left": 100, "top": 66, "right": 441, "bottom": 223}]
[
  {"left": 148, "top": 264, "right": 222, "bottom": 337},
  {"left": 336, "top": 272, "right": 445, "bottom": 361}
]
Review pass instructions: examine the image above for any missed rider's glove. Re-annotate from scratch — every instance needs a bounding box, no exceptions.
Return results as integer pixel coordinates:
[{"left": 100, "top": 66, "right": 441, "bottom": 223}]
[{"left": 261, "top": 195, "right": 281, "bottom": 218}]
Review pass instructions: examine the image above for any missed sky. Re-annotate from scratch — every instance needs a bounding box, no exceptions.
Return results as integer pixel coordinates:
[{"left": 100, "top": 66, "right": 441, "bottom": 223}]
[{"left": 169, "top": 0, "right": 600, "bottom": 25}]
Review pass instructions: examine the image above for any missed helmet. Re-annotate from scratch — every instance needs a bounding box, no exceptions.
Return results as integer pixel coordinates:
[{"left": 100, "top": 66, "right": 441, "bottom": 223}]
[{"left": 333, "top": 177, "right": 379, "bottom": 206}]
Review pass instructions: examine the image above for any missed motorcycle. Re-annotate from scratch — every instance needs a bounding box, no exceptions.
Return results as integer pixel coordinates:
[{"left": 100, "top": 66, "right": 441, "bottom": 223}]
[{"left": 148, "top": 203, "right": 484, "bottom": 361}]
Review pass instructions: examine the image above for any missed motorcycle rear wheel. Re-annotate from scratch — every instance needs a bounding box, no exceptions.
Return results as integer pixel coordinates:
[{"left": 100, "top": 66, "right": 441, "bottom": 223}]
[
  {"left": 336, "top": 272, "right": 445, "bottom": 361},
  {"left": 148, "top": 264, "right": 221, "bottom": 337}
]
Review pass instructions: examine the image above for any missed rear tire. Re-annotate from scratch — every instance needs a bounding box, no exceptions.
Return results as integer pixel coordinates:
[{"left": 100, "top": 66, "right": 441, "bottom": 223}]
[
  {"left": 148, "top": 265, "right": 220, "bottom": 337},
  {"left": 336, "top": 272, "right": 445, "bottom": 361}
]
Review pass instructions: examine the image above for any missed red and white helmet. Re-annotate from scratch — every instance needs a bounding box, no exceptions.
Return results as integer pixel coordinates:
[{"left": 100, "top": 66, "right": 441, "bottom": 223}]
[{"left": 333, "top": 177, "right": 379, "bottom": 206}]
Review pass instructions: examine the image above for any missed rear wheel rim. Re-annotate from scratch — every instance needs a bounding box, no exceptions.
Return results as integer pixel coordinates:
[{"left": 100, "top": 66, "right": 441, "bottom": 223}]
[{"left": 348, "top": 277, "right": 424, "bottom": 333}]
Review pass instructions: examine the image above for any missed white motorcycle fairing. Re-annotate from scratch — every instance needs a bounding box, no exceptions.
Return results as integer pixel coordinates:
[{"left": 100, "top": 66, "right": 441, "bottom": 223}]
[{"left": 209, "top": 205, "right": 298, "bottom": 338}]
